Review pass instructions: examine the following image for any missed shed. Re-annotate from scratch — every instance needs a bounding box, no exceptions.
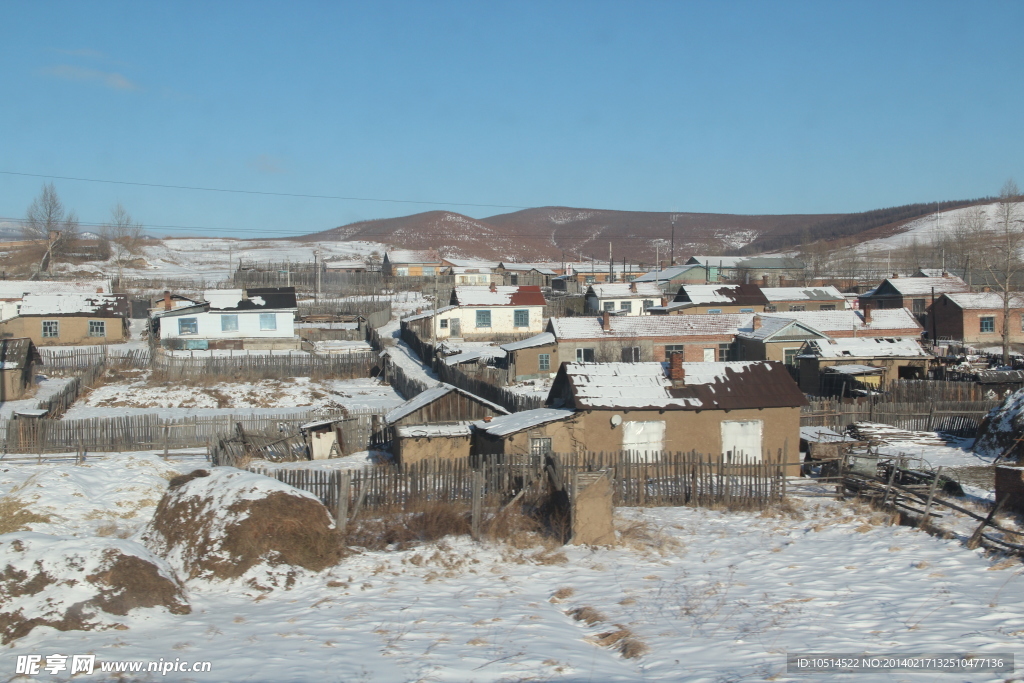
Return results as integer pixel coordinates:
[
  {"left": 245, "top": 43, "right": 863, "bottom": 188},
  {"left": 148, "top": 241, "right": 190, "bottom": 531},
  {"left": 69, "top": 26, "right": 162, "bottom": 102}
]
[
  {"left": 0, "top": 338, "right": 41, "bottom": 402},
  {"left": 394, "top": 423, "right": 473, "bottom": 465},
  {"left": 472, "top": 408, "right": 578, "bottom": 459},
  {"left": 385, "top": 383, "right": 509, "bottom": 437}
]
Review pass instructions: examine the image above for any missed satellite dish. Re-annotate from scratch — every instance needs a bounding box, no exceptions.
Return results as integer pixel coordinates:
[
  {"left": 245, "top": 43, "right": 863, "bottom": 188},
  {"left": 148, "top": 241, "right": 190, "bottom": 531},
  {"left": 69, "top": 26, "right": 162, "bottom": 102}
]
[{"left": 610, "top": 415, "right": 622, "bottom": 427}]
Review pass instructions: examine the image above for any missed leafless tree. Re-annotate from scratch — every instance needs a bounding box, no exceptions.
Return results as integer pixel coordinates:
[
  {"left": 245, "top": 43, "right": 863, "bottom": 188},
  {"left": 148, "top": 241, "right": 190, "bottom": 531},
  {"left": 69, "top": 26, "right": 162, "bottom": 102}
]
[
  {"left": 941, "top": 205, "right": 987, "bottom": 278},
  {"left": 983, "top": 180, "right": 1024, "bottom": 364},
  {"left": 100, "top": 203, "right": 145, "bottom": 282},
  {"left": 23, "top": 183, "right": 78, "bottom": 271}
]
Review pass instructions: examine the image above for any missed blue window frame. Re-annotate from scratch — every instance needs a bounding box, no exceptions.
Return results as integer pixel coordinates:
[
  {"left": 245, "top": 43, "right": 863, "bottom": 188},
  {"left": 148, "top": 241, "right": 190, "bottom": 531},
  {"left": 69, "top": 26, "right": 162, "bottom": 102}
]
[
  {"left": 514, "top": 309, "right": 529, "bottom": 327},
  {"left": 475, "top": 310, "right": 492, "bottom": 328}
]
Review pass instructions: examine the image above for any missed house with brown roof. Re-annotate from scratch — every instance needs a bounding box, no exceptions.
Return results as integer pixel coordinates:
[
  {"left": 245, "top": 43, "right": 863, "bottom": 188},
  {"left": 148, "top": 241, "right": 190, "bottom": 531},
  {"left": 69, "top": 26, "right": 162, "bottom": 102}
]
[
  {"left": 650, "top": 284, "right": 769, "bottom": 315},
  {"left": 535, "top": 357, "right": 805, "bottom": 468},
  {"left": 930, "top": 292, "right": 1024, "bottom": 346},
  {"left": 382, "top": 250, "right": 442, "bottom": 277},
  {"left": 402, "top": 284, "right": 547, "bottom": 340}
]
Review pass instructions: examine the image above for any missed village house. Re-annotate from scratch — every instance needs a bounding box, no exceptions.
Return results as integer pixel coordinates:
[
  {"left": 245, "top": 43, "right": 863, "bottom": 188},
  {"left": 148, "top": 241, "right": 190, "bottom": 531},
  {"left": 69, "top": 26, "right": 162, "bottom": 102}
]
[
  {"left": 0, "top": 293, "right": 129, "bottom": 346},
  {"left": 761, "top": 286, "right": 847, "bottom": 312},
  {"left": 152, "top": 287, "right": 298, "bottom": 350},
  {"left": 584, "top": 281, "right": 664, "bottom": 316},
  {"left": 533, "top": 357, "right": 805, "bottom": 467},
  {"left": 929, "top": 292, "right": 1024, "bottom": 347},
  {"left": 735, "top": 316, "right": 832, "bottom": 365},
  {"left": 563, "top": 262, "right": 649, "bottom": 286},
  {"left": 472, "top": 408, "right": 579, "bottom": 458},
  {"left": 631, "top": 264, "right": 710, "bottom": 293},
  {"left": 685, "top": 256, "right": 806, "bottom": 286},
  {"left": 323, "top": 259, "right": 368, "bottom": 273},
  {"left": 441, "top": 258, "right": 500, "bottom": 285},
  {"left": 797, "top": 337, "right": 933, "bottom": 394},
  {"left": 0, "top": 280, "right": 111, "bottom": 321},
  {"left": 382, "top": 250, "right": 442, "bottom": 277},
  {"left": 0, "top": 338, "right": 41, "bottom": 401},
  {"left": 651, "top": 284, "right": 769, "bottom": 315},
  {"left": 858, "top": 273, "right": 969, "bottom": 320},
  {"left": 501, "top": 313, "right": 755, "bottom": 385},
  {"left": 402, "top": 284, "right": 547, "bottom": 341}
]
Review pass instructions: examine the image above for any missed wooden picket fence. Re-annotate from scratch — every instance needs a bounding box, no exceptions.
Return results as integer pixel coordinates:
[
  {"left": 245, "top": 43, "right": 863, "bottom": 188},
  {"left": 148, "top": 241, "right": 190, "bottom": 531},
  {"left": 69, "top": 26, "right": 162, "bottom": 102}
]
[
  {"left": 252, "top": 450, "right": 786, "bottom": 513},
  {"left": 802, "top": 398, "right": 999, "bottom": 437},
  {"left": 39, "top": 347, "right": 151, "bottom": 374},
  {"left": 150, "top": 351, "right": 379, "bottom": 381}
]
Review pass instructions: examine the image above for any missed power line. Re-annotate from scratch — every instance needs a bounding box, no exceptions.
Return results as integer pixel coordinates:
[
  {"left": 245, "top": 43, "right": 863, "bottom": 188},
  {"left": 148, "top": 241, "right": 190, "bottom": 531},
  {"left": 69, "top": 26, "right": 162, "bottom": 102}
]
[{"left": 0, "top": 170, "right": 533, "bottom": 211}]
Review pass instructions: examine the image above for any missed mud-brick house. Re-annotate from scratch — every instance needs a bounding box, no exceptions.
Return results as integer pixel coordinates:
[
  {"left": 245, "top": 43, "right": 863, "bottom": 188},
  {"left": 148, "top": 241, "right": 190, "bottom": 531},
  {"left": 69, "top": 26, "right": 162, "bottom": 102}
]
[
  {"left": 0, "top": 279, "right": 111, "bottom": 321},
  {"left": 761, "top": 286, "right": 846, "bottom": 312},
  {"left": 858, "top": 274, "right": 969, "bottom": 320},
  {"left": 0, "top": 293, "right": 129, "bottom": 346},
  {"left": 382, "top": 250, "right": 442, "bottom": 277},
  {"left": 472, "top": 408, "right": 579, "bottom": 458},
  {"left": 735, "top": 316, "right": 831, "bottom": 365},
  {"left": 501, "top": 332, "right": 559, "bottom": 382},
  {"left": 541, "top": 357, "right": 806, "bottom": 466},
  {"left": 152, "top": 287, "right": 298, "bottom": 350},
  {"left": 0, "top": 338, "right": 41, "bottom": 401},
  {"left": 584, "top": 282, "right": 664, "bottom": 316},
  {"left": 403, "top": 285, "right": 547, "bottom": 341},
  {"left": 650, "top": 284, "right": 769, "bottom": 315},
  {"left": 797, "top": 337, "right": 933, "bottom": 394},
  {"left": 385, "top": 383, "right": 509, "bottom": 465},
  {"left": 548, "top": 311, "right": 752, "bottom": 365},
  {"left": 929, "top": 292, "right": 1024, "bottom": 346}
]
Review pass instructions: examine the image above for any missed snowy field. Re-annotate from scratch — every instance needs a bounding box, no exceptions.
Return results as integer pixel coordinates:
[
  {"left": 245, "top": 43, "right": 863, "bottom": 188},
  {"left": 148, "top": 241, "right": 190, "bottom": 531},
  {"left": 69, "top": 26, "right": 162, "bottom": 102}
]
[
  {"left": 860, "top": 200, "right": 1023, "bottom": 252},
  {"left": 62, "top": 375, "right": 404, "bottom": 419},
  {"left": 1, "top": 451, "right": 1023, "bottom": 682}
]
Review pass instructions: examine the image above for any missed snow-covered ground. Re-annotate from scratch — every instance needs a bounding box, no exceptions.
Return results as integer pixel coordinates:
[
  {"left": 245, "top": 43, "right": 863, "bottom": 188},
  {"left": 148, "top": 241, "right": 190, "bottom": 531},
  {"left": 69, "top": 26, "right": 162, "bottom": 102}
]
[
  {"left": 0, "top": 375, "right": 74, "bottom": 420},
  {"left": 2, "top": 451, "right": 1023, "bottom": 683},
  {"left": 62, "top": 376, "right": 404, "bottom": 419},
  {"left": 860, "top": 201, "right": 1023, "bottom": 252}
]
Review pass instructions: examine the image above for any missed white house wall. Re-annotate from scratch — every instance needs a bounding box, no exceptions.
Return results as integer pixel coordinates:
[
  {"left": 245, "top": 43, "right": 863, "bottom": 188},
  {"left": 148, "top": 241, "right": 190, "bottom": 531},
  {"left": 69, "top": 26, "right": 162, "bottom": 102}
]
[
  {"left": 161, "top": 310, "right": 296, "bottom": 340},
  {"left": 585, "top": 296, "right": 656, "bottom": 316},
  {"left": 432, "top": 305, "right": 544, "bottom": 338}
]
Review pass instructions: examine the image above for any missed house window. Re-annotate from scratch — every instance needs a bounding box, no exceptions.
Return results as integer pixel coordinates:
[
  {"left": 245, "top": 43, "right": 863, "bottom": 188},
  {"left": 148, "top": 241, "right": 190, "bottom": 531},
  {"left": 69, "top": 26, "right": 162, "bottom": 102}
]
[
  {"left": 765, "top": 304, "right": 777, "bottom": 312},
  {"left": 820, "top": 305, "right": 836, "bottom": 311},
  {"left": 585, "top": 275, "right": 596, "bottom": 284},
  {"left": 395, "top": 267, "right": 409, "bottom": 276},
  {"left": 739, "top": 308, "right": 754, "bottom": 314},
  {"left": 620, "top": 301, "right": 633, "bottom": 313},
  {"left": 422, "top": 267, "right": 435, "bottom": 276},
  {"left": 603, "top": 301, "right": 615, "bottom": 311},
  {"left": 88, "top": 320, "right": 105, "bottom": 337},
  {"left": 718, "top": 343, "right": 732, "bottom": 361},
  {"left": 178, "top": 317, "right": 198, "bottom": 335},
  {"left": 664, "top": 344, "right": 684, "bottom": 355},
  {"left": 912, "top": 298, "right": 926, "bottom": 314},
  {"left": 980, "top": 316, "right": 995, "bottom": 333},
  {"left": 643, "top": 299, "right": 654, "bottom": 310},
  {"left": 514, "top": 309, "right": 529, "bottom": 327},
  {"left": 621, "top": 346, "right": 640, "bottom": 362},
  {"left": 440, "top": 318, "right": 449, "bottom": 329},
  {"left": 530, "top": 437, "right": 552, "bottom": 457},
  {"left": 510, "top": 274, "right": 518, "bottom": 285},
  {"left": 538, "top": 353, "right": 551, "bottom": 371},
  {"left": 221, "top": 315, "right": 239, "bottom": 332},
  {"left": 475, "top": 310, "right": 492, "bottom": 328},
  {"left": 784, "top": 348, "right": 800, "bottom": 366},
  {"left": 576, "top": 347, "right": 595, "bottom": 362},
  {"left": 707, "top": 309, "right": 722, "bottom": 315},
  {"left": 42, "top": 320, "right": 59, "bottom": 338},
  {"left": 259, "top": 313, "right": 277, "bottom": 331},
  {"left": 704, "top": 347, "right": 716, "bottom": 362},
  {"left": 790, "top": 305, "right": 806, "bottom": 312}
]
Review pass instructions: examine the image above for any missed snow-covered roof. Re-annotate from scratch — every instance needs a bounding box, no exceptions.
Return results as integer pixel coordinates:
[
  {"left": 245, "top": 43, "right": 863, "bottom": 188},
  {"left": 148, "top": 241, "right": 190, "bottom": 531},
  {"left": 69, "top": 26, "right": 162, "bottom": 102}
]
[
  {"left": 555, "top": 360, "right": 807, "bottom": 411},
  {"left": 688, "top": 256, "right": 745, "bottom": 268},
  {"left": 799, "top": 426, "right": 856, "bottom": 443},
  {"left": 762, "top": 308, "right": 921, "bottom": 333},
  {"left": 16, "top": 293, "right": 126, "bottom": 317},
  {"left": 205, "top": 290, "right": 244, "bottom": 309},
  {"left": 761, "top": 286, "right": 845, "bottom": 302},
  {"left": 823, "top": 364, "right": 886, "bottom": 375},
  {"left": 944, "top": 292, "right": 1024, "bottom": 309},
  {"left": 500, "top": 332, "right": 556, "bottom": 351},
  {"left": 736, "top": 317, "right": 827, "bottom": 341},
  {"left": 451, "top": 286, "right": 546, "bottom": 307},
  {"left": 676, "top": 285, "right": 741, "bottom": 304},
  {"left": 324, "top": 259, "right": 367, "bottom": 269},
  {"left": 385, "top": 383, "right": 509, "bottom": 424},
  {"left": 203, "top": 287, "right": 297, "bottom": 311},
  {"left": 473, "top": 408, "right": 576, "bottom": 437},
  {"left": 441, "top": 348, "right": 506, "bottom": 365},
  {"left": 803, "top": 338, "right": 930, "bottom": 359},
  {"left": 443, "top": 258, "right": 500, "bottom": 269},
  {"left": 877, "top": 275, "right": 969, "bottom": 296},
  {"left": 550, "top": 314, "right": 752, "bottom": 340},
  {"left": 0, "top": 279, "right": 110, "bottom": 300},
  {"left": 402, "top": 305, "right": 456, "bottom": 322},
  {"left": 396, "top": 422, "right": 473, "bottom": 438},
  {"left": 632, "top": 265, "right": 704, "bottom": 282},
  {"left": 586, "top": 282, "right": 663, "bottom": 299},
  {"left": 386, "top": 250, "right": 439, "bottom": 264}
]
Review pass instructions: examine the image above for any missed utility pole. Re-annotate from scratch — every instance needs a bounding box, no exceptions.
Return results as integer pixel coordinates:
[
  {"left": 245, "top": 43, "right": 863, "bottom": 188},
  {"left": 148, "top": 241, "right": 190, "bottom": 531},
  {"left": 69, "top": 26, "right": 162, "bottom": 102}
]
[
  {"left": 609, "top": 242, "right": 613, "bottom": 283},
  {"left": 228, "top": 244, "right": 233, "bottom": 284},
  {"left": 286, "top": 258, "right": 291, "bottom": 288},
  {"left": 315, "top": 244, "right": 322, "bottom": 302}
]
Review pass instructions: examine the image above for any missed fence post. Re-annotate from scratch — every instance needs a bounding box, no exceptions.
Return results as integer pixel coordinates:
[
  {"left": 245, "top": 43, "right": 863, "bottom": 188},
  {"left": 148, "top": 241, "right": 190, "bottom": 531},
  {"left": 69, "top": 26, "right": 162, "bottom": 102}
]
[
  {"left": 918, "top": 466, "right": 942, "bottom": 529},
  {"left": 335, "top": 471, "right": 350, "bottom": 528},
  {"left": 163, "top": 424, "right": 170, "bottom": 459},
  {"left": 471, "top": 469, "right": 484, "bottom": 540}
]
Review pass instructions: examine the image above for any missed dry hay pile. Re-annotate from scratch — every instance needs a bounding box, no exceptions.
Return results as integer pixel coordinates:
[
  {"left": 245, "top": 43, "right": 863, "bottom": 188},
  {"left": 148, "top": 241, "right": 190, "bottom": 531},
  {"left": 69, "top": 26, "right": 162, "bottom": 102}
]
[
  {"left": 141, "top": 469, "right": 340, "bottom": 585},
  {"left": 974, "top": 389, "right": 1024, "bottom": 459},
  {"left": 0, "top": 533, "right": 190, "bottom": 644}
]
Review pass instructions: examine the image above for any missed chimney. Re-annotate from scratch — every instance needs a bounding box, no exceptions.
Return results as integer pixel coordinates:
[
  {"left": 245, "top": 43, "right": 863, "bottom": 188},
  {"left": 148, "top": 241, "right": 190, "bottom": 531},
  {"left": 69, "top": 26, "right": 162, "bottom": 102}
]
[
  {"left": 96, "top": 287, "right": 103, "bottom": 293},
  {"left": 752, "top": 314, "right": 762, "bottom": 330},
  {"left": 862, "top": 301, "right": 872, "bottom": 325},
  {"left": 163, "top": 291, "right": 172, "bottom": 311},
  {"left": 602, "top": 310, "right": 611, "bottom": 331},
  {"left": 661, "top": 296, "right": 668, "bottom": 307},
  {"left": 761, "top": 274, "right": 768, "bottom": 287},
  {"left": 668, "top": 351, "right": 686, "bottom": 385},
  {"left": 630, "top": 281, "right": 637, "bottom": 293},
  {"left": 942, "top": 271, "right": 949, "bottom": 277},
  {"left": 489, "top": 281, "right": 497, "bottom": 293},
  {"left": 778, "top": 275, "right": 786, "bottom": 287},
  {"left": 892, "top": 273, "right": 899, "bottom": 278},
  {"left": 483, "top": 415, "right": 493, "bottom": 423}
]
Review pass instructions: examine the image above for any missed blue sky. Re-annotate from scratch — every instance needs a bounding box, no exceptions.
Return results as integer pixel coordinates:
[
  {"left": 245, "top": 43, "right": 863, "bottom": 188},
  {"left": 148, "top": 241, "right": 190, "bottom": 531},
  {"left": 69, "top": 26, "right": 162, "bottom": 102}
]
[{"left": 1, "top": 1, "right": 1022, "bottom": 238}]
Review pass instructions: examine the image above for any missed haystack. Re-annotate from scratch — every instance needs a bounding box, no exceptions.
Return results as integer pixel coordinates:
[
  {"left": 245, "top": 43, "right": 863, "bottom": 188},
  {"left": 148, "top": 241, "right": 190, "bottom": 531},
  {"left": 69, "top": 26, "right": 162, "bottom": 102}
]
[
  {"left": 974, "top": 388, "right": 1024, "bottom": 459},
  {"left": 141, "top": 469, "right": 340, "bottom": 582},
  {"left": 0, "top": 533, "right": 190, "bottom": 644}
]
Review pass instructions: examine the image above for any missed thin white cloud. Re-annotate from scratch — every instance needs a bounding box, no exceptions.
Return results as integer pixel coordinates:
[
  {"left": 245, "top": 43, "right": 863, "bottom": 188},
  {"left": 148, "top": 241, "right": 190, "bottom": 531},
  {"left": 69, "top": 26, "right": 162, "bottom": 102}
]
[
  {"left": 248, "top": 155, "right": 285, "bottom": 174},
  {"left": 38, "top": 64, "right": 140, "bottom": 91}
]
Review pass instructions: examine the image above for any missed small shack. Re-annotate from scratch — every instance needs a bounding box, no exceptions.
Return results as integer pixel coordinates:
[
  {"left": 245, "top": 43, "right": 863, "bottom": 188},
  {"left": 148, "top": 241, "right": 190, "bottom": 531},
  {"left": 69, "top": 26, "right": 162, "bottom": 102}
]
[
  {"left": 393, "top": 423, "right": 473, "bottom": 465},
  {"left": 0, "top": 338, "right": 41, "bottom": 402},
  {"left": 300, "top": 418, "right": 344, "bottom": 460},
  {"left": 384, "top": 383, "right": 509, "bottom": 442}
]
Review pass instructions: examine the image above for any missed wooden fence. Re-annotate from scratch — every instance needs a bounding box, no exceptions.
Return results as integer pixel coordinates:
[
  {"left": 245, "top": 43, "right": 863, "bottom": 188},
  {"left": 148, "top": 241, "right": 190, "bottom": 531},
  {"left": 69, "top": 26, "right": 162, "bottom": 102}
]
[
  {"left": 39, "top": 347, "right": 151, "bottom": 373},
  {"left": 252, "top": 450, "right": 786, "bottom": 513},
  {"left": 35, "top": 362, "right": 109, "bottom": 418},
  {"left": 1, "top": 409, "right": 383, "bottom": 455},
  {"left": 151, "top": 351, "right": 379, "bottom": 381},
  {"left": 802, "top": 398, "right": 999, "bottom": 436}
]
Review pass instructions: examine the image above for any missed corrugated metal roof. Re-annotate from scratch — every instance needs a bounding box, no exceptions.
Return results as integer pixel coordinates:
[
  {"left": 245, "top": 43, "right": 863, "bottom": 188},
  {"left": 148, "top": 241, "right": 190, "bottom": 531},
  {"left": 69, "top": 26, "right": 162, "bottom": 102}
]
[
  {"left": 762, "top": 308, "right": 921, "bottom": 333},
  {"left": 550, "top": 313, "right": 753, "bottom": 340},
  {"left": 761, "top": 286, "right": 845, "bottom": 302},
  {"left": 473, "top": 408, "right": 576, "bottom": 437},
  {"left": 803, "top": 338, "right": 930, "bottom": 359},
  {"left": 451, "top": 285, "right": 546, "bottom": 307},
  {"left": 675, "top": 284, "right": 769, "bottom": 306},
  {"left": 500, "top": 332, "right": 556, "bottom": 351},
  {"left": 384, "top": 383, "right": 509, "bottom": 424}
]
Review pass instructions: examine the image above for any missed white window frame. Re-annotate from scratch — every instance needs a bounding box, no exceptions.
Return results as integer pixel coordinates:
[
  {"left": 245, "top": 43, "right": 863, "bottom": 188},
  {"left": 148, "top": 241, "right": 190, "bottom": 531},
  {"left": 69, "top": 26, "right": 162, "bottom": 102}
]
[
  {"left": 42, "top": 320, "right": 59, "bottom": 338},
  {"left": 576, "top": 347, "right": 595, "bottom": 362},
  {"left": 220, "top": 314, "right": 239, "bottom": 332},
  {"left": 88, "top": 320, "right": 106, "bottom": 337},
  {"left": 259, "top": 313, "right": 277, "bottom": 331}
]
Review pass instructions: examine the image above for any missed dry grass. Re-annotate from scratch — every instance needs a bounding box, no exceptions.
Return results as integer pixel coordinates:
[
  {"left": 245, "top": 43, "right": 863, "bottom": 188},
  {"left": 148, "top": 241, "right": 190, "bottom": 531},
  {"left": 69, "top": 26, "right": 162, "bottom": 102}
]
[
  {"left": 342, "top": 501, "right": 472, "bottom": 552},
  {"left": 615, "top": 519, "right": 683, "bottom": 554},
  {"left": 550, "top": 587, "right": 575, "bottom": 603},
  {"left": 0, "top": 497, "right": 52, "bottom": 534},
  {"left": 590, "top": 625, "right": 648, "bottom": 659},
  {"left": 567, "top": 606, "right": 606, "bottom": 625}
]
